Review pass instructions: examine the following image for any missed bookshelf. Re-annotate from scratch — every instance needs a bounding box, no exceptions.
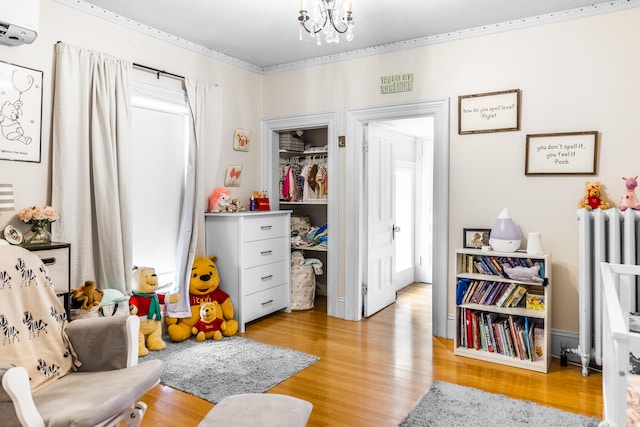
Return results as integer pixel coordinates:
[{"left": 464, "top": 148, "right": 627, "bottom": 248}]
[{"left": 454, "top": 248, "right": 551, "bottom": 373}]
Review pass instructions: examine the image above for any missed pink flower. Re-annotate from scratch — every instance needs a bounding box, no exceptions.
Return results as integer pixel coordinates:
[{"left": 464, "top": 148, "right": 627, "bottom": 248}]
[
  {"left": 43, "top": 206, "right": 59, "bottom": 222},
  {"left": 18, "top": 206, "right": 34, "bottom": 223}
]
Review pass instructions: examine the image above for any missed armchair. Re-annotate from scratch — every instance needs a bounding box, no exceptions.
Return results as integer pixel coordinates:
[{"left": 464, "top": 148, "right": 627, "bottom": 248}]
[{"left": 0, "top": 245, "right": 162, "bottom": 427}]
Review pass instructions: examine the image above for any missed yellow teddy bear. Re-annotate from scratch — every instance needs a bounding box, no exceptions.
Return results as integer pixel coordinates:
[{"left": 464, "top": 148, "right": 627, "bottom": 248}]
[
  {"left": 166, "top": 256, "right": 238, "bottom": 342},
  {"left": 129, "top": 266, "right": 180, "bottom": 356},
  {"left": 192, "top": 301, "right": 226, "bottom": 341}
]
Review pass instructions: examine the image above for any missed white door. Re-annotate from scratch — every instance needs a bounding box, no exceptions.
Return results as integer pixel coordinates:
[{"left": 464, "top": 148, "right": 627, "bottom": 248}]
[{"left": 364, "top": 123, "right": 397, "bottom": 317}]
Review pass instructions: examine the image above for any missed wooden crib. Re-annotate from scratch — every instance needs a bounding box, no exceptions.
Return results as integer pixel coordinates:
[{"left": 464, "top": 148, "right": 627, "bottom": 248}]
[{"left": 600, "top": 262, "right": 640, "bottom": 427}]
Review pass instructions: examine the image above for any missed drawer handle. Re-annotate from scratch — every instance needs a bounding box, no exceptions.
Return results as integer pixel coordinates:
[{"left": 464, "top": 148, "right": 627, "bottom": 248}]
[
  {"left": 260, "top": 225, "right": 273, "bottom": 230},
  {"left": 41, "top": 257, "right": 57, "bottom": 266},
  {"left": 261, "top": 299, "right": 274, "bottom": 307},
  {"left": 260, "top": 250, "right": 273, "bottom": 256},
  {"left": 261, "top": 274, "right": 273, "bottom": 281}
]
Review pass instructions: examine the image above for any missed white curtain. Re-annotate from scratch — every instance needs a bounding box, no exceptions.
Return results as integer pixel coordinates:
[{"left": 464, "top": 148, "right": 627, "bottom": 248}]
[
  {"left": 167, "top": 78, "right": 222, "bottom": 317},
  {"left": 51, "top": 43, "right": 133, "bottom": 293}
]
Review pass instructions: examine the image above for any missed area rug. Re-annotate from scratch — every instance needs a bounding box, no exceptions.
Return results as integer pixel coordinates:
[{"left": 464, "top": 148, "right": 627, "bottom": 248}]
[
  {"left": 141, "top": 335, "right": 319, "bottom": 403},
  {"left": 399, "top": 381, "right": 601, "bottom": 427}
]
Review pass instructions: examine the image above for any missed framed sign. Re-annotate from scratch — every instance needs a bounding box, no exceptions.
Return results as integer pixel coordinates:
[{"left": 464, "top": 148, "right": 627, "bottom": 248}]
[
  {"left": 0, "top": 61, "right": 43, "bottom": 162},
  {"left": 525, "top": 131, "right": 598, "bottom": 176},
  {"left": 458, "top": 89, "right": 520, "bottom": 135}
]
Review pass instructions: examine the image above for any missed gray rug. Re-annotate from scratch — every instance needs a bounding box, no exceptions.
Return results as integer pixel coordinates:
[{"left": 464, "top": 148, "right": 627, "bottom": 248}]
[
  {"left": 141, "top": 335, "right": 319, "bottom": 403},
  {"left": 400, "top": 381, "right": 601, "bottom": 427}
]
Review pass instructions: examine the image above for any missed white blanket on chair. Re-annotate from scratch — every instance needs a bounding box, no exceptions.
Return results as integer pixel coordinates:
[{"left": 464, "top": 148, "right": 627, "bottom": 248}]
[{"left": 0, "top": 246, "right": 75, "bottom": 392}]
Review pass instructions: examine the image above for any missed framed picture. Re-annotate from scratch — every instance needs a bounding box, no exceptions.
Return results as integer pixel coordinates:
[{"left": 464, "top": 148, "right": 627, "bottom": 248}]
[
  {"left": 458, "top": 89, "right": 520, "bottom": 135},
  {"left": 0, "top": 61, "right": 43, "bottom": 162},
  {"left": 233, "top": 128, "right": 251, "bottom": 152},
  {"left": 224, "top": 165, "right": 242, "bottom": 187},
  {"left": 525, "top": 131, "right": 598, "bottom": 176},
  {"left": 463, "top": 228, "right": 491, "bottom": 249}
]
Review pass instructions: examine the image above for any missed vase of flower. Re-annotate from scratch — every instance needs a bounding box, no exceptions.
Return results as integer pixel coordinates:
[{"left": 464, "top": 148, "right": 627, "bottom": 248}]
[
  {"left": 24, "top": 224, "right": 51, "bottom": 244},
  {"left": 19, "top": 205, "right": 58, "bottom": 245}
]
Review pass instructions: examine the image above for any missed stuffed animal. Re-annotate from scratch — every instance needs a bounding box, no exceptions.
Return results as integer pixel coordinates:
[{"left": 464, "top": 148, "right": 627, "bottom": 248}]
[
  {"left": 129, "top": 266, "right": 180, "bottom": 356},
  {"left": 166, "top": 256, "right": 238, "bottom": 342},
  {"left": 208, "top": 187, "right": 231, "bottom": 212},
  {"left": 502, "top": 263, "right": 545, "bottom": 284},
  {"left": 578, "top": 181, "right": 611, "bottom": 210},
  {"left": 70, "top": 280, "right": 104, "bottom": 310},
  {"left": 620, "top": 176, "right": 640, "bottom": 211},
  {"left": 192, "top": 301, "right": 226, "bottom": 341}
]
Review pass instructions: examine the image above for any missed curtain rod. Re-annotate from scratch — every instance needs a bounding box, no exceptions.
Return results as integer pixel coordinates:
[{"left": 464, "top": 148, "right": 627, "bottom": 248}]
[{"left": 132, "top": 63, "right": 185, "bottom": 81}]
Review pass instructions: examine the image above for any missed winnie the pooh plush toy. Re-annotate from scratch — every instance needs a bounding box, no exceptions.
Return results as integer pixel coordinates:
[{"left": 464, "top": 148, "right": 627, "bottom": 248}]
[
  {"left": 192, "top": 301, "right": 226, "bottom": 341},
  {"left": 166, "top": 256, "right": 238, "bottom": 342},
  {"left": 129, "top": 266, "right": 180, "bottom": 356},
  {"left": 578, "top": 181, "right": 611, "bottom": 210}
]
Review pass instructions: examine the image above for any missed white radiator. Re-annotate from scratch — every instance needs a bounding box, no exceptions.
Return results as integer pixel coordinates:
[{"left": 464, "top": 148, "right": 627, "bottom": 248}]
[{"left": 576, "top": 207, "right": 640, "bottom": 376}]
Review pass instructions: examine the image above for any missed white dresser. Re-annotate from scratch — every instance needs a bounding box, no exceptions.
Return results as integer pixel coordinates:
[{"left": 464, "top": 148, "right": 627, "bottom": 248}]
[
  {"left": 204, "top": 211, "right": 292, "bottom": 332},
  {"left": 22, "top": 242, "right": 71, "bottom": 318}
]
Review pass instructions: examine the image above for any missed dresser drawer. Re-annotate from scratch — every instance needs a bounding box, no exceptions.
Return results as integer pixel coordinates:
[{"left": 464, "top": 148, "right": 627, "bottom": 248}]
[
  {"left": 242, "top": 261, "right": 287, "bottom": 296},
  {"left": 242, "top": 284, "right": 289, "bottom": 323},
  {"left": 242, "top": 215, "right": 286, "bottom": 242},
  {"left": 32, "top": 247, "right": 70, "bottom": 295},
  {"left": 242, "top": 237, "right": 287, "bottom": 268}
]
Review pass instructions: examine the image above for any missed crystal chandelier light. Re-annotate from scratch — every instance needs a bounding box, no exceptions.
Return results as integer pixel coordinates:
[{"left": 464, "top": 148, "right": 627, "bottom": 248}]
[{"left": 298, "top": 0, "right": 354, "bottom": 45}]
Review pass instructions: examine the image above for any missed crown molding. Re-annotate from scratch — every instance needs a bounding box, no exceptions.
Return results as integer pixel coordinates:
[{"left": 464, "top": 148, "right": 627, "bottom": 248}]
[{"left": 55, "top": 0, "right": 640, "bottom": 76}]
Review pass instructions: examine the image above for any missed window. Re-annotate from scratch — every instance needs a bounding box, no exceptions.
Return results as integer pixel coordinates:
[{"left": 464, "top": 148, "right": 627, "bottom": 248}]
[{"left": 130, "top": 82, "right": 191, "bottom": 288}]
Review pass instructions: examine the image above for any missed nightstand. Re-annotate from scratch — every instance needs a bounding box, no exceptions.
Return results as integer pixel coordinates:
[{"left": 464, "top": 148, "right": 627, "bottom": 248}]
[{"left": 22, "top": 242, "right": 71, "bottom": 318}]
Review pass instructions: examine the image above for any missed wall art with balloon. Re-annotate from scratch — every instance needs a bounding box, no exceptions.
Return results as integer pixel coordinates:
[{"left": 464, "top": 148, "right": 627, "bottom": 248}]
[{"left": 0, "top": 61, "right": 43, "bottom": 162}]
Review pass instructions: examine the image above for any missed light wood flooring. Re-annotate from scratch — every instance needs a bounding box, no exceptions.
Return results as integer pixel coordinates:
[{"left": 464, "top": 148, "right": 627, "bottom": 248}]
[{"left": 139, "top": 283, "right": 603, "bottom": 426}]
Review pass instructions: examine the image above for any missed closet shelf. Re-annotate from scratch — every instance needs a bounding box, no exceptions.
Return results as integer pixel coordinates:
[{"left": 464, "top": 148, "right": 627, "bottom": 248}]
[
  {"left": 281, "top": 200, "right": 328, "bottom": 205},
  {"left": 291, "top": 244, "right": 328, "bottom": 252}
]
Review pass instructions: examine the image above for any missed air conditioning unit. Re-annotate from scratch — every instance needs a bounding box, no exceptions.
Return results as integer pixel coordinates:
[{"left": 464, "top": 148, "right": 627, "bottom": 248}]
[{"left": 0, "top": 0, "right": 40, "bottom": 46}]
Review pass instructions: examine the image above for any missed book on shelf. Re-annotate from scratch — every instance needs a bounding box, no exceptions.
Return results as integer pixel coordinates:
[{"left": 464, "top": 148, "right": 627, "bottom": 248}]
[
  {"left": 533, "top": 321, "right": 544, "bottom": 361},
  {"left": 502, "top": 284, "right": 528, "bottom": 308},
  {"left": 526, "top": 288, "right": 545, "bottom": 311},
  {"left": 495, "top": 283, "right": 517, "bottom": 307}
]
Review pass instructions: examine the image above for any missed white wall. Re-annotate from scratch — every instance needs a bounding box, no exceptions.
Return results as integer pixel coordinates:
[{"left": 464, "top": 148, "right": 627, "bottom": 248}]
[
  {"left": 0, "top": 0, "right": 264, "bottom": 231},
  {"left": 2, "top": 1, "right": 639, "bottom": 333},
  {"left": 263, "top": 8, "right": 640, "bottom": 332}
]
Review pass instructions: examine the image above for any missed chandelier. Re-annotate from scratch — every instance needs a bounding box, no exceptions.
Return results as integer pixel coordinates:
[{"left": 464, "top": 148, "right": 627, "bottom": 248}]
[{"left": 298, "top": 0, "right": 354, "bottom": 45}]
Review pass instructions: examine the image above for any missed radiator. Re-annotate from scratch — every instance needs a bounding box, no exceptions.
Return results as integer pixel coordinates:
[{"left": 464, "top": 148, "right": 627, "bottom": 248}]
[{"left": 576, "top": 207, "right": 640, "bottom": 376}]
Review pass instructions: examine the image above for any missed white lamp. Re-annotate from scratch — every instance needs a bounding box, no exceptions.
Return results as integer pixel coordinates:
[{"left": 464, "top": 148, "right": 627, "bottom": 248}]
[
  {"left": 489, "top": 208, "right": 521, "bottom": 253},
  {"left": 0, "top": 184, "right": 14, "bottom": 211}
]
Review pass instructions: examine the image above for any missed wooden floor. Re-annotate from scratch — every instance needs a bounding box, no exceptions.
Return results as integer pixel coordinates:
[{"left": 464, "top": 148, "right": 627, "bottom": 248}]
[{"left": 139, "top": 283, "right": 603, "bottom": 426}]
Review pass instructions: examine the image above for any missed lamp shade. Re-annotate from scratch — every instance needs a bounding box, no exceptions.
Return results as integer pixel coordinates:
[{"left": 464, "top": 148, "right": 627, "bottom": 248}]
[
  {"left": 0, "top": 184, "right": 14, "bottom": 211},
  {"left": 489, "top": 208, "right": 521, "bottom": 252}
]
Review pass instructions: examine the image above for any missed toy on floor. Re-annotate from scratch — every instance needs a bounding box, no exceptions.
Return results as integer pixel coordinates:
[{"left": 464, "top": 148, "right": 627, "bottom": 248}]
[
  {"left": 166, "top": 256, "right": 238, "bottom": 342},
  {"left": 578, "top": 181, "right": 611, "bottom": 210},
  {"left": 620, "top": 176, "right": 640, "bottom": 211},
  {"left": 70, "top": 280, "right": 104, "bottom": 310},
  {"left": 192, "top": 301, "right": 226, "bottom": 341},
  {"left": 129, "top": 266, "right": 180, "bottom": 356}
]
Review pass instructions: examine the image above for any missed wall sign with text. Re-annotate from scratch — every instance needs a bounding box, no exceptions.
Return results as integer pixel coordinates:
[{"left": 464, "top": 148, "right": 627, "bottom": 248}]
[
  {"left": 458, "top": 89, "right": 520, "bottom": 134},
  {"left": 525, "top": 131, "right": 598, "bottom": 176}
]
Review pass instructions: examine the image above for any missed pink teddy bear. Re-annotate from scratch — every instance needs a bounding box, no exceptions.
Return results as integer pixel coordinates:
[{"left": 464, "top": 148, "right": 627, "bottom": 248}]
[{"left": 620, "top": 176, "right": 640, "bottom": 211}]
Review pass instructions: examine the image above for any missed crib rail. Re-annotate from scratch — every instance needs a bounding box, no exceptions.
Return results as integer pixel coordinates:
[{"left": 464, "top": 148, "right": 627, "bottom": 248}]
[{"left": 600, "top": 262, "right": 640, "bottom": 427}]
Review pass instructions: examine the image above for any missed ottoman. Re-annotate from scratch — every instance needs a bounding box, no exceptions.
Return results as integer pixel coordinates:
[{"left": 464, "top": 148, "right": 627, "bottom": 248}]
[{"left": 198, "top": 393, "right": 313, "bottom": 426}]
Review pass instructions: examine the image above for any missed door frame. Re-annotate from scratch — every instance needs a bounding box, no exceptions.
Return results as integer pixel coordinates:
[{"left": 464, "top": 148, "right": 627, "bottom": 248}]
[
  {"left": 345, "top": 99, "right": 450, "bottom": 338},
  {"left": 261, "top": 111, "right": 341, "bottom": 318}
]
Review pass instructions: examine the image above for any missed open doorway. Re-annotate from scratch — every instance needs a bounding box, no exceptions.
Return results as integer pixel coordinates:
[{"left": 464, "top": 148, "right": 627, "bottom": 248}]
[{"left": 345, "top": 99, "right": 450, "bottom": 338}]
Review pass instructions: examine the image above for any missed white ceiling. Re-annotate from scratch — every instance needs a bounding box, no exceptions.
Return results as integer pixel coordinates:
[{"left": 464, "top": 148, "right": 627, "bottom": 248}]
[{"left": 60, "top": 0, "right": 638, "bottom": 73}]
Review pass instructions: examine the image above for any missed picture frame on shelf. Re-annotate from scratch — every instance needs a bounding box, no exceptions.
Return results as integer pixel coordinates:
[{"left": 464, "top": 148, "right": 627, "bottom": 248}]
[
  {"left": 463, "top": 228, "right": 491, "bottom": 249},
  {"left": 233, "top": 128, "right": 251, "bottom": 152},
  {"left": 458, "top": 89, "right": 520, "bottom": 135},
  {"left": 525, "top": 131, "right": 598, "bottom": 176},
  {"left": 0, "top": 61, "right": 43, "bottom": 163}
]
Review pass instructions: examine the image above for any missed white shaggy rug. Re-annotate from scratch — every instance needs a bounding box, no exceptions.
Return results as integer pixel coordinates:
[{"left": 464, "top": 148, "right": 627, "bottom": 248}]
[
  {"left": 400, "top": 381, "right": 601, "bottom": 427},
  {"left": 142, "top": 335, "right": 319, "bottom": 403}
]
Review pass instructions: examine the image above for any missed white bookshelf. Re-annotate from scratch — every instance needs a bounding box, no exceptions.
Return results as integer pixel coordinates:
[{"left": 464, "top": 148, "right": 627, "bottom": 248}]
[{"left": 454, "top": 248, "right": 551, "bottom": 373}]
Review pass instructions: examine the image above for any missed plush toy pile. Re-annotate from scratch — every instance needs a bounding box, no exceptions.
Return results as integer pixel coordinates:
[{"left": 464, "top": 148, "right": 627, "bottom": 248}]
[
  {"left": 166, "top": 256, "right": 238, "bottom": 342},
  {"left": 70, "top": 280, "right": 104, "bottom": 310},
  {"left": 129, "top": 266, "right": 180, "bottom": 356}
]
